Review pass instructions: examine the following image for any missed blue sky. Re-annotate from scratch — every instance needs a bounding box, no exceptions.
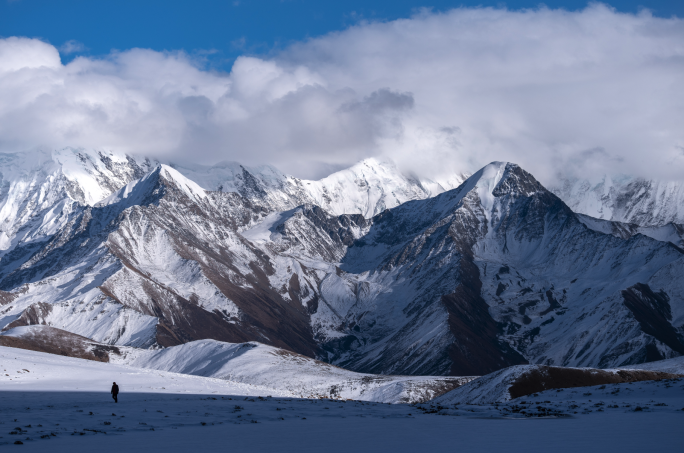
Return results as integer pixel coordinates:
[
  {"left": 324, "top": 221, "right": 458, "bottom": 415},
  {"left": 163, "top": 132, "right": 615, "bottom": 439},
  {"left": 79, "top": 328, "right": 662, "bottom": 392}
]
[
  {"left": 1, "top": 1, "right": 683, "bottom": 69},
  {"left": 1, "top": 1, "right": 683, "bottom": 180}
]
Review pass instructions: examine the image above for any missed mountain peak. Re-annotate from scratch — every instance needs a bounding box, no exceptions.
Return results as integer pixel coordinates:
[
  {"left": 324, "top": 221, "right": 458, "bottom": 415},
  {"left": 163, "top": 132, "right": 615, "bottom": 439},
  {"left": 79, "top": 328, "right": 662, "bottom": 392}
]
[
  {"left": 465, "top": 161, "right": 544, "bottom": 204},
  {"left": 95, "top": 164, "right": 208, "bottom": 209},
  {"left": 158, "top": 165, "right": 209, "bottom": 203}
]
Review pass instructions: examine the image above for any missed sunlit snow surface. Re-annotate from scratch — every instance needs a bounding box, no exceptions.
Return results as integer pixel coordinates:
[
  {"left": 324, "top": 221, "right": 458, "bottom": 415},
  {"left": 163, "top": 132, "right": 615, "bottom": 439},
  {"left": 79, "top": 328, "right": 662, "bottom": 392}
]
[
  {"left": 173, "top": 157, "right": 467, "bottom": 218},
  {"left": 0, "top": 347, "right": 682, "bottom": 452}
]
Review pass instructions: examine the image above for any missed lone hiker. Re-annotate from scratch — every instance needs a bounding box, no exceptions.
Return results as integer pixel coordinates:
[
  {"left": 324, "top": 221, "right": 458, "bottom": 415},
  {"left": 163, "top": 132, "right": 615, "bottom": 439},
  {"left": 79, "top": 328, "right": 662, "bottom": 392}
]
[{"left": 111, "top": 382, "right": 119, "bottom": 403}]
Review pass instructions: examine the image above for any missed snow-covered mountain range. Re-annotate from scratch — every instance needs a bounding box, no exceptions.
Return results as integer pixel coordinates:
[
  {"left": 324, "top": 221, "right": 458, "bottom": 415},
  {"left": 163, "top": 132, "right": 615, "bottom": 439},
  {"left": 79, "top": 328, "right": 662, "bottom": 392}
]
[
  {"left": 0, "top": 149, "right": 462, "bottom": 260},
  {"left": 170, "top": 157, "right": 465, "bottom": 217},
  {"left": 0, "top": 148, "right": 682, "bottom": 378},
  {"left": 551, "top": 175, "right": 684, "bottom": 227}
]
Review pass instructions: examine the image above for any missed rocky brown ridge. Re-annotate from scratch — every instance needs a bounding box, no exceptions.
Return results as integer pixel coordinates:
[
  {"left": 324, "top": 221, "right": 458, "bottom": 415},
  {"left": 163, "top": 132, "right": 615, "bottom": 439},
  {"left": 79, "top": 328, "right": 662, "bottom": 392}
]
[
  {"left": 0, "top": 326, "right": 119, "bottom": 362},
  {"left": 508, "top": 366, "right": 681, "bottom": 399}
]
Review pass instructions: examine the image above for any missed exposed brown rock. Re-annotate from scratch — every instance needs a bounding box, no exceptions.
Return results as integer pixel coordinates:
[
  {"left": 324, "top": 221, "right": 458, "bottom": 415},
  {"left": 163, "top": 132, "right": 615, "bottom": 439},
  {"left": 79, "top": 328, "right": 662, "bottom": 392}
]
[
  {"left": 443, "top": 256, "right": 528, "bottom": 376},
  {"left": 509, "top": 365, "right": 682, "bottom": 399},
  {"left": 99, "top": 266, "right": 255, "bottom": 348},
  {"left": 4, "top": 302, "right": 53, "bottom": 330},
  {"left": 103, "top": 195, "right": 319, "bottom": 356},
  {"left": 441, "top": 190, "right": 528, "bottom": 376},
  {"left": 0, "top": 290, "right": 16, "bottom": 306},
  {"left": 0, "top": 326, "right": 119, "bottom": 362}
]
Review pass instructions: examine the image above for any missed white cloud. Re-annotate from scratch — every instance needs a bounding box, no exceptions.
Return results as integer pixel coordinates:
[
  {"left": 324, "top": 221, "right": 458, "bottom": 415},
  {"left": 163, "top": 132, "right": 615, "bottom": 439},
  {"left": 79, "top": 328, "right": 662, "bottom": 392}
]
[
  {"left": 59, "top": 40, "right": 87, "bottom": 55},
  {"left": 279, "top": 4, "right": 684, "bottom": 181},
  {"left": 1, "top": 4, "right": 683, "bottom": 182},
  {"left": 0, "top": 37, "right": 60, "bottom": 72}
]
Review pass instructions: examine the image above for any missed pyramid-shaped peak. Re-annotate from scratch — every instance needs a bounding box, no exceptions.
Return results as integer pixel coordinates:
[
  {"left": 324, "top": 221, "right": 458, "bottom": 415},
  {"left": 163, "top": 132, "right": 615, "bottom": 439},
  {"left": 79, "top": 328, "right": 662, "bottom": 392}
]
[
  {"left": 95, "top": 165, "right": 163, "bottom": 208},
  {"left": 158, "top": 165, "right": 208, "bottom": 202},
  {"left": 95, "top": 164, "right": 208, "bottom": 209},
  {"left": 447, "top": 162, "right": 546, "bottom": 212},
  {"left": 490, "top": 162, "right": 545, "bottom": 197},
  {"left": 468, "top": 162, "right": 544, "bottom": 197}
]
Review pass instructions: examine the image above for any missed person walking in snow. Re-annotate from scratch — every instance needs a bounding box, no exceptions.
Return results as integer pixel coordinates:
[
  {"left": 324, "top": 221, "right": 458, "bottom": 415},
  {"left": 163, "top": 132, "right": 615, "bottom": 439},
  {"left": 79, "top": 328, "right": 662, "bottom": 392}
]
[{"left": 111, "top": 382, "right": 119, "bottom": 403}]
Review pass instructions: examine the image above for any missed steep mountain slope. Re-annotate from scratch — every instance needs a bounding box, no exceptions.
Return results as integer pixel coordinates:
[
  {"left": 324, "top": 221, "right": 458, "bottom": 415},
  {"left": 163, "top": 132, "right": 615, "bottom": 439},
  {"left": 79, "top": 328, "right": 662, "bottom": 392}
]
[
  {"left": 299, "top": 158, "right": 464, "bottom": 218},
  {"left": 0, "top": 165, "right": 317, "bottom": 354},
  {"left": 243, "top": 162, "right": 684, "bottom": 374},
  {"left": 0, "top": 149, "right": 459, "bottom": 266},
  {"left": 576, "top": 213, "right": 684, "bottom": 248},
  {"left": 170, "top": 161, "right": 312, "bottom": 213},
  {"left": 0, "top": 148, "right": 152, "bottom": 258}
]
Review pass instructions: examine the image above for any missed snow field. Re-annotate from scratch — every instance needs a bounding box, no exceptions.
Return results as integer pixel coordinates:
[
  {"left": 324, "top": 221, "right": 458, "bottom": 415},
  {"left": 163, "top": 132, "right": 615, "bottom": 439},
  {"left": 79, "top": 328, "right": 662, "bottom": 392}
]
[
  {"left": 114, "top": 339, "right": 472, "bottom": 403},
  {"left": 0, "top": 346, "right": 293, "bottom": 397},
  {"left": 1, "top": 378, "right": 682, "bottom": 452},
  {"left": 1, "top": 342, "right": 683, "bottom": 451}
]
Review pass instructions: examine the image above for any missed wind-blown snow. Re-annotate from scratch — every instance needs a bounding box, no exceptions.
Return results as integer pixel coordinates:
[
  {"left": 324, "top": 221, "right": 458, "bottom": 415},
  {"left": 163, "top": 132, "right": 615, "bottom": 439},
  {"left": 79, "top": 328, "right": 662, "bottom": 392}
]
[
  {"left": 97, "top": 165, "right": 208, "bottom": 208},
  {"left": 173, "top": 157, "right": 467, "bottom": 217}
]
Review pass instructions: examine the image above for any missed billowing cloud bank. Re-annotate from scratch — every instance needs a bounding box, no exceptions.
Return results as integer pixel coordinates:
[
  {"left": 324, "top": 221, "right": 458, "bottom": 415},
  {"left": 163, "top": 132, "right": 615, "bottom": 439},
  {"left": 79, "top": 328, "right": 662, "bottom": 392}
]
[{"left": 1, "top": 3, "right": 683, "bottom": 181}]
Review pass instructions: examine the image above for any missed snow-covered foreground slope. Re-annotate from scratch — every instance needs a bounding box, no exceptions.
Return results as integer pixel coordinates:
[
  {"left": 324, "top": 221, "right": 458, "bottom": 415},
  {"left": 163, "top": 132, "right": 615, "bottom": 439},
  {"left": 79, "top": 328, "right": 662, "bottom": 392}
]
[
  {"left": 3, "top": 387, "right": 681, "bottom": 453},
  {"left": 433, "top": 363, "right": 682, "bottom": 405},
  {"left": 1, "top": 346, "right": 682, "bottom": 451},
  {"left": 429, "top": 374, "right": 684, "bottom": 422},
  {"left": 0, "top": 345, "right": 287, "bottom": 396},
  {"left": 433, "top": 354, "right": 684, "bottom": 406},
  {"left": 115, "top": 339, "right": 472, "bottom": 403},
  {"left": 621, "top": 355, "right": 684, "bottom": 375},
  {"left": 0, "top": 331, "right": 472, "bottom": 403}
]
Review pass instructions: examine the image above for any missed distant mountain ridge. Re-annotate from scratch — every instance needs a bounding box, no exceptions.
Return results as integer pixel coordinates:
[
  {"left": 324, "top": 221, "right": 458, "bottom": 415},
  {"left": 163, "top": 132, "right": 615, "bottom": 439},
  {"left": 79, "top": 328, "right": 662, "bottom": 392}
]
[
  {"left": 171, "top": 157, "right": 466, "bottom": 217},
  {"left": 0, "top": 149, "right": 464, "bottom": 261},
  {"left": 551, "top": 174, "right": 684, "bottom": 227}
]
